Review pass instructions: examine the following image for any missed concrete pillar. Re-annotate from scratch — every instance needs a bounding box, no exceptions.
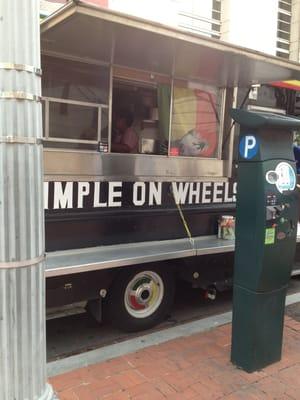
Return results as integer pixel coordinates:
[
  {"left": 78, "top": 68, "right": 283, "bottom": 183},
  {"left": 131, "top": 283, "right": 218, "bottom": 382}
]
[
  {"left": 0, "top": 1, "right": 56, "bottom": 399},
  {"left": 220, "top": 0, "right": 231, "bottom": 42},
  {"left": 290, "top": 0, "right": 300, "bottom": 61}
]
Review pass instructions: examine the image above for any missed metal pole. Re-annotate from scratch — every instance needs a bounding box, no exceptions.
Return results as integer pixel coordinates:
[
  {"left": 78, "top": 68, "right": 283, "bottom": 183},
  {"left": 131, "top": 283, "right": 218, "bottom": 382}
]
[{"left": 0, "top": 1, "right": 56, "bottom": 399}]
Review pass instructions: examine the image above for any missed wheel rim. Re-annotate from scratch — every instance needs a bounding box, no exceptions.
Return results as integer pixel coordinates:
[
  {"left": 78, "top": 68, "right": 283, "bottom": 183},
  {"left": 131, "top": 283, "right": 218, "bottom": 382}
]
[{"left": 124, "top": 271, "right": 164, "bottom": 318}]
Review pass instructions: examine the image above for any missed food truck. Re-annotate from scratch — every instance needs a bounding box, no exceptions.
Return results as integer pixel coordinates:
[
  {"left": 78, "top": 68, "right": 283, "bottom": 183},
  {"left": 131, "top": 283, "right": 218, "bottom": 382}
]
[{"left": 42, "top": 0, "right": 300, "bottom": 332}]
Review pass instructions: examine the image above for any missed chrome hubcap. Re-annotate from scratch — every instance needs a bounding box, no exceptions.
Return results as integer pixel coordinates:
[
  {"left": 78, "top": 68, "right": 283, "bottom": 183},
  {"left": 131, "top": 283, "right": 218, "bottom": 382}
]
[{"left": 124, "top": 271, "right": 164, "bottom": 318}]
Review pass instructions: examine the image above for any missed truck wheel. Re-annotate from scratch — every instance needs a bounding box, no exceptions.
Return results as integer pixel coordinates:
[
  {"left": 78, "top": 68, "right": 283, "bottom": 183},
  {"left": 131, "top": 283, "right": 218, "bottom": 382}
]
[{"left": 105, "top": 267, "right": 175, "bottom": 332}]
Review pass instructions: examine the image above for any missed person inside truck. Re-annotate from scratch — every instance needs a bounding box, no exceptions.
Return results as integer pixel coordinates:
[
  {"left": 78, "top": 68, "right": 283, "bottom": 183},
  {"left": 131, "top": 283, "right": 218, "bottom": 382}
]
[{"left": 111, "top": 109, "right": 138, "bottom": 153}]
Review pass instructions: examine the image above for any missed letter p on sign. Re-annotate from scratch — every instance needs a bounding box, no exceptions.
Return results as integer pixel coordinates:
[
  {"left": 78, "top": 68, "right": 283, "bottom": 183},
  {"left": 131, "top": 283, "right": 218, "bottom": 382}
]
[{"left": 239, "top": 135, "right": 259, "bottom": 159}]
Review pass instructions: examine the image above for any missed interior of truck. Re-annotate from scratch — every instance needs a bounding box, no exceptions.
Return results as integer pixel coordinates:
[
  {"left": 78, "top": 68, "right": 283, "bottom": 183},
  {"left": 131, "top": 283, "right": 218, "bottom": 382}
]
[
  {"left": 111, "top": 79, "right": 163, "bottom": 155},
  {"left": 42, "top": 55, "right": 223, "bottom": 159}
]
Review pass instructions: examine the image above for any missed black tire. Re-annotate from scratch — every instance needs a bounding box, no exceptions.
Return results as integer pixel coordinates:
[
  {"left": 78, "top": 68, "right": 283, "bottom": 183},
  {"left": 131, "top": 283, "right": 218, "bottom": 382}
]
[{"left": 104, "top": 266, "right": 175, "bottom": 332}]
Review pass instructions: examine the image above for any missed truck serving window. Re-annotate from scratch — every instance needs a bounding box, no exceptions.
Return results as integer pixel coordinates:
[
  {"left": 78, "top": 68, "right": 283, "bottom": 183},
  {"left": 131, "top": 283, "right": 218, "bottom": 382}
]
[
  {"left": 42, "top": 56, "right": 109, "bottom": 150},
  {"left": 170, "top": 82, "right": 222, "bottom": 158},
  {"left": 111, "top": 66, "right": 172, "bottom": 156},
  {"left": 41, "top": 57, "right": 223, "bottom": 160}
]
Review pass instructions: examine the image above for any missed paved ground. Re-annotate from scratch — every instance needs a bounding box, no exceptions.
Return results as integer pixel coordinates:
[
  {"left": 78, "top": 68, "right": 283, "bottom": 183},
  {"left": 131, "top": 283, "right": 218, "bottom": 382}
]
[
  {"left": 50, "top": 304, "right": 300, "bottom": 400},
  {"left": 286, "top": 301, "right": 300, "bottom": 322}
]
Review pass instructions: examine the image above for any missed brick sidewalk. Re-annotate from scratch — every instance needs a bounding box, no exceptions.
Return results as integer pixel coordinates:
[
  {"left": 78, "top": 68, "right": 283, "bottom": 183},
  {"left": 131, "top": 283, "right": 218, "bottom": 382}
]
[{"left": 50, "top": 315, "right": 300, "bottom": 400}]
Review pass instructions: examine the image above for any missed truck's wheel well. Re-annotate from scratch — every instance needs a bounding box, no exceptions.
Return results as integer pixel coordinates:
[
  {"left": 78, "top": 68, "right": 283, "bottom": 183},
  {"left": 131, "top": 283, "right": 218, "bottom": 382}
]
[{"left": 103, "top": 263, "right": 176, "bottom": 332}]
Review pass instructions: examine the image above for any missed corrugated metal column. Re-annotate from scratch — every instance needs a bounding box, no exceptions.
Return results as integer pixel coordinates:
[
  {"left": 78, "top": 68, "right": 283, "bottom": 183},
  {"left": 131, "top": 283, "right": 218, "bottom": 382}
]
[{"left": 0, "top": 1, "right": 56, "bottom": 399}]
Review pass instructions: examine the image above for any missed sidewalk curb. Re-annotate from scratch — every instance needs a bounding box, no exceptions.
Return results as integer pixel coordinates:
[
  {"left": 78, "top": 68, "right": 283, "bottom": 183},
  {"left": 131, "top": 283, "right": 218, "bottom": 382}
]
[{"left": 47, "top": 292, "right": 300, "bottom": 377}]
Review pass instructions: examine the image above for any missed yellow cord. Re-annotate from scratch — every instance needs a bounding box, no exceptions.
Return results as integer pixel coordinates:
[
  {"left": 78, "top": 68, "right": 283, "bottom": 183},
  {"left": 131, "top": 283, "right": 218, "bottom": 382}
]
[{"left": 174, "top": 198, "right": 195, "bottom": 247}]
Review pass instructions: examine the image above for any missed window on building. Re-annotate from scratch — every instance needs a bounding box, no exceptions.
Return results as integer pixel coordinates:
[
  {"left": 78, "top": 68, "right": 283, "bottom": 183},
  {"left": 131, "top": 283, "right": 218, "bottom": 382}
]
[
  {"left": 212, "top": 0, "right": 221, "bottom": 39},
  {"left": 177, "top": 0, "right": 221, "bottom": 39},
  {"left": 277, "top": 0, "right": 291, "bottom": 59}
]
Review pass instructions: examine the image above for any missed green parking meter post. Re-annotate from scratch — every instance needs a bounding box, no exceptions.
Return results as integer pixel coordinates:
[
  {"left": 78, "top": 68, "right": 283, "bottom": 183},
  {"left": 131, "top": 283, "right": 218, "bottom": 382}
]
[{"left": 230, "top": 109, "right": 300, "bottom": 373}]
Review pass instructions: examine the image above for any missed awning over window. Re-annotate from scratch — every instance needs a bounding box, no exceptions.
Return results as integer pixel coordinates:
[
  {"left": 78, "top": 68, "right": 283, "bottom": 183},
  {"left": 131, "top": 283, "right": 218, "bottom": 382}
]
[{"left": 41, "top": 1, "right": 300, "bottom": 88}]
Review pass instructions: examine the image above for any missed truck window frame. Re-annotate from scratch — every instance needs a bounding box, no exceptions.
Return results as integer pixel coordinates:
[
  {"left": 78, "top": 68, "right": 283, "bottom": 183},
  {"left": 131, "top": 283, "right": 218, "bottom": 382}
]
[{"left": 41, "top": 55, "right": 229, "bottom": 179}]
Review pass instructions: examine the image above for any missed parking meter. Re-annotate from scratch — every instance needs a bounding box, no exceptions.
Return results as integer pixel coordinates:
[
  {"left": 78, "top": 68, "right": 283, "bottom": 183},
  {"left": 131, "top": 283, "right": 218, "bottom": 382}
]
[{"left": 230, "top": 109, "right": 300, "bottom": 372}]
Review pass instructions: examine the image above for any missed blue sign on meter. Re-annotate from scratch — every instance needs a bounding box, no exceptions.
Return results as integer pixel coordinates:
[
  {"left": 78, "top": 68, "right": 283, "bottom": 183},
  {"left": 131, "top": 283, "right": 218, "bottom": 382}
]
[{"left": 239, "top": 135, "right": 259, "bottom": 159}]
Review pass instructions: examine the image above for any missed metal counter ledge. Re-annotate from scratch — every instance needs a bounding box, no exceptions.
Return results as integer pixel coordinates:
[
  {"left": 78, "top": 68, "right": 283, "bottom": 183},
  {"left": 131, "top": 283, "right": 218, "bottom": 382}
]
[{"left": 45, "top": 234, "right": 300, "bottom": 278}]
